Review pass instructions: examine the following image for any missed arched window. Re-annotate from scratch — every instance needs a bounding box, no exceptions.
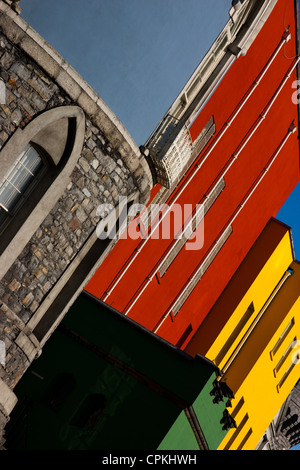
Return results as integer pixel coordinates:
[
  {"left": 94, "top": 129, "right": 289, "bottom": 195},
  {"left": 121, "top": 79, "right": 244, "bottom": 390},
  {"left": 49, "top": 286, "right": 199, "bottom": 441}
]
[
  {"left": 0, "top": 144, "right": 45, "bottom": 229},
  {"left": 0, "top": 106, "right": 85, "bottom": 279}
]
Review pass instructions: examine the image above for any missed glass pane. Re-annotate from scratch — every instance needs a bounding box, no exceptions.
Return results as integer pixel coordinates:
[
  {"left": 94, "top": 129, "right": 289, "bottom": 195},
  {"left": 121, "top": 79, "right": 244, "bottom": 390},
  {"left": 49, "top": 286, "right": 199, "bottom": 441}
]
[
  {"left": 0, "top": 180, "right": 19, "bottom": 210},
  {"left": 20, "top": 145, "right": 43, "bottom": 175},
  {"left": 9, "top": 166, "right": 32, "bottom": 194},
  {"left": 0, "top": 145, "right": 44, "bottom": 216}
]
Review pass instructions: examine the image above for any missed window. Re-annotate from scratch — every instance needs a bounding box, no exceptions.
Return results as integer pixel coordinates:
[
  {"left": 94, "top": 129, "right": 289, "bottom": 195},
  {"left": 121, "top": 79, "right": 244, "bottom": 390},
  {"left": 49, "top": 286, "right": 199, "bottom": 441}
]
[
  {"left": 231, "top": 397, "right": 245, "bottom": 420},
  {"left": 159, "top": 177, "right": 225, "bottom": 278},
  {"left": 0, "top": 105, "right": 85, "bottom": 278},
  {"left": 236, "top": 428, "right": 253, "bottom": 450},
  {"left": 215, "top": 302, "right": 255, "bottom": 367},
  {"left": 271, "top": 318, "right": 295, "bottom": 358},
  {"left": 277, "top": 360, "right": 298, "bottom": 392},
  {"left": 0, "top": 144, "right": 45, "bottom": 228},
  {"left": 172, "top": 224, "right": 232, "bottom": 316},
  {"left": 274, "top": 337, "right": 297, "bottom": 376},
  {"left": 223, "top": 413, "right": 249, "bottom": 450}
]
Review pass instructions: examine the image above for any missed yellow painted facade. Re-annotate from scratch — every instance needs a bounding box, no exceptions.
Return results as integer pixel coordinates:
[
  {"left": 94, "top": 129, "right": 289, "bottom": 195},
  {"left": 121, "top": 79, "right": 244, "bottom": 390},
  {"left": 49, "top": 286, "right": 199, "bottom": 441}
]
[
  {"left": 209, "top": 229, "right": 293, "bottom": 371},
  {"left": 185, "top": 219, "right": 300, "bottom": 450},
  {"left": 218, "top": 262, "right": 300, "bottom": 450}
]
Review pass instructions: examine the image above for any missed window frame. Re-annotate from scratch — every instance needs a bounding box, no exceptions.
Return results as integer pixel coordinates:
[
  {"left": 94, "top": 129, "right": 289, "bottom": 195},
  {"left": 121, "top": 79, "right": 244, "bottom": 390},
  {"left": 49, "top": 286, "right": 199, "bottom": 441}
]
[
  {"left": 0, "top": 106, "right": 85, "bottom": 280},
  {"left": 0, "top": 143, "right": 49, "bottom": 232}
]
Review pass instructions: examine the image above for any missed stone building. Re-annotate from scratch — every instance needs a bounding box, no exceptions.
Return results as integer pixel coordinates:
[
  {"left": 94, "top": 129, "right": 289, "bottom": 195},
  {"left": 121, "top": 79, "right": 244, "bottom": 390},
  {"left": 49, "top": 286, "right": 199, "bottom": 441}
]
[
  {"left": 257, "top": 381, "right": 300, "bottom": 450},
  {"left": 0, "top": 0, "right": 152, "bottom": 447}
]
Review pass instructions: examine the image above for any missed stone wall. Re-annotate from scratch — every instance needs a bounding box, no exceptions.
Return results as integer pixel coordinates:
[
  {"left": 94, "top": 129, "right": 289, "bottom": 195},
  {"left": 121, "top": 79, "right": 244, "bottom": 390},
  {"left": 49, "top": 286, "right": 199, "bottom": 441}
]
[{"left": 0, "top": 1, "right": 152, "bottom": 447}]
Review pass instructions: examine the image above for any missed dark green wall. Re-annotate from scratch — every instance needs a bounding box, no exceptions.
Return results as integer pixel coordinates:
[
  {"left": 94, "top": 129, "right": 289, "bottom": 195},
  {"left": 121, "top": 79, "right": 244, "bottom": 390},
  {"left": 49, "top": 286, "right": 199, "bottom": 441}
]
[{"left": 5, "top": 293, "right": 228, "bottom": 450}]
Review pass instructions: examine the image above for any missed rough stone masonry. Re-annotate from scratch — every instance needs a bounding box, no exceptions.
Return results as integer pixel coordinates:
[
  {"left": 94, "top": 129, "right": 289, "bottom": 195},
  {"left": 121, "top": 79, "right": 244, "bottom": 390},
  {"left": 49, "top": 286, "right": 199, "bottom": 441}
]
[{"left": 0, "top": 1, "right": 152, "bottom": 447}]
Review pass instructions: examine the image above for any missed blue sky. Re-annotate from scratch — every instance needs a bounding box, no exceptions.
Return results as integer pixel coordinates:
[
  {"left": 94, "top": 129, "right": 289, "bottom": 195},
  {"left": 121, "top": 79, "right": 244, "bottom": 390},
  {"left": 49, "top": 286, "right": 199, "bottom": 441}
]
[
  {"left": 21, "top": 0, "right": 229, "bottom": 144},
  {"left": 20, "top": 0, "right": 300, "bottom": 260}
]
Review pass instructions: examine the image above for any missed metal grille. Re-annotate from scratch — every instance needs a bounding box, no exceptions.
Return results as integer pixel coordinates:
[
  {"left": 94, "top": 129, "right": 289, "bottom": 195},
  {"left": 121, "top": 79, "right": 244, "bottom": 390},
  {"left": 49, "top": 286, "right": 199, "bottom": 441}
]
[
  {"left": 147, "top": 114, "right": 215, "bottom": 189},
  {"left": 159, "top": 177, "right": 225, "bottom": 277},
  {"left": 147, "top": 114, "right": 179, "bottom": 159},
  {"left": 161, "top": 125, "right": 193, "bottom": 188},
  {"left": 172, "top": 224, "right": 233, "bottom": 316},
  {"left": 191, "top": 116, "right": 215, "bottom": 160}
]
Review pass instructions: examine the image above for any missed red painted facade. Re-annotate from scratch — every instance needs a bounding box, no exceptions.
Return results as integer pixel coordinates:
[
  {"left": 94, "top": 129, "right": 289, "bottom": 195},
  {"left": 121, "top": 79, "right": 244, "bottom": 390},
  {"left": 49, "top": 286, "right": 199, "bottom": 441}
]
[{"left": 85, "top": 0, "right": 300, "bottom": 348}]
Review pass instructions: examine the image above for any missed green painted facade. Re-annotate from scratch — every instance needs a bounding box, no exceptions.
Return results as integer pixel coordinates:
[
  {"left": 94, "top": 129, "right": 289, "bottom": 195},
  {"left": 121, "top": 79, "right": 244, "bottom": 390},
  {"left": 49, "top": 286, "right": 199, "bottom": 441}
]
[
  {"left": 5, "top": 293, "right": 230, "bottom": 450},
  {"left": 159, "top": 379, "right": 229, "bottom": 450}
]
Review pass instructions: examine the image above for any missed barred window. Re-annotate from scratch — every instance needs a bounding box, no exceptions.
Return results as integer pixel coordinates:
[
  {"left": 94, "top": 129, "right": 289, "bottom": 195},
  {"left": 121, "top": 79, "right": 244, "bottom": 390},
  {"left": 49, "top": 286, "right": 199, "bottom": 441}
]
[{"left": 0, "top": 144, "right": 44, "bottom": 225}]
